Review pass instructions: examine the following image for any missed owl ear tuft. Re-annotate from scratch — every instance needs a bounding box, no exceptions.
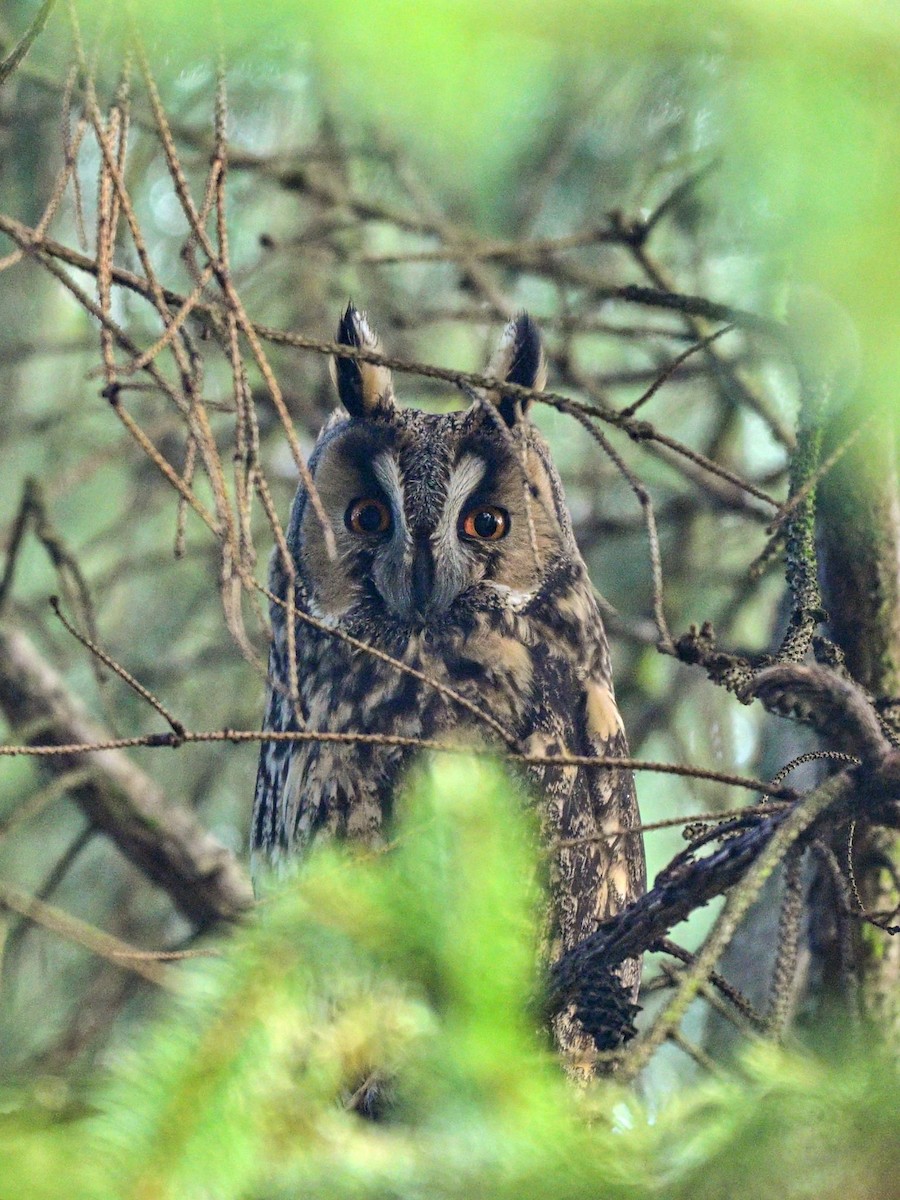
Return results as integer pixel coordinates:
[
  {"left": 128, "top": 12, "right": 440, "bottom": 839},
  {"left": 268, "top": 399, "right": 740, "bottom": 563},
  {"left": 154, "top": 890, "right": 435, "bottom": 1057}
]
[
  {"left": 485, "top": 312, "right": 547, "bottom": 426},
  {"left": 330, "top": 304, "right": 395, "bottom": 418}
]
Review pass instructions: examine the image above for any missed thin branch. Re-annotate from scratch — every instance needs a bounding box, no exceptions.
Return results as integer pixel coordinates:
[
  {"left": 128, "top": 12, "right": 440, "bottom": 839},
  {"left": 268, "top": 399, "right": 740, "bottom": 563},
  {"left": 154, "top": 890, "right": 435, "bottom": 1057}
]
[
  {"left": 618, "top": 324, "right": 734, "bottom": 419},
  {"left": 0, "top": 624, "right": 253, "bottom": 928},
  {"left": 0, "top": 878, "right": 172, "bottom": 988},
  {"left": 0, "top": 0, "right": 58, "bottom": 89},
  {"left": 654, "top": 938, "right": 767, "bottom": 1030},
  {"left": 767, "top": 846, "right": 806, "bottom": 1038},
  {"left": 557, "top": 799, "right": 790, "bottom": 844},
  {"left": 0, "top": 723, "right": 796, "bottom": 799},
  {"left": 558, "top": 399, "right": 673, "bottom": 651},
  {"left": 49, "top": 595, "right": 185, "bottom": 737}
]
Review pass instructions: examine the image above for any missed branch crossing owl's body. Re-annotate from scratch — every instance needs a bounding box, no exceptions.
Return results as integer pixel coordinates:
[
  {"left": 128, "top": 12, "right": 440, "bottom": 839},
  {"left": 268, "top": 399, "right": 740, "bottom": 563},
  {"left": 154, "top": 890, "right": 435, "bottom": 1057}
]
[{"left": 253, "top": 308, "right": 645, "bottom": 1063}]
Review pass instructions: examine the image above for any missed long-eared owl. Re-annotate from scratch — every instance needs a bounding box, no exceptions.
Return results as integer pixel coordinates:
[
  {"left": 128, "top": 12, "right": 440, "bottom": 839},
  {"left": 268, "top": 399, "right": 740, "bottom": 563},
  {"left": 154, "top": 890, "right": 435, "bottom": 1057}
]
[{"left": 253, "top": 306, "right": 645, "bottom": 1063}]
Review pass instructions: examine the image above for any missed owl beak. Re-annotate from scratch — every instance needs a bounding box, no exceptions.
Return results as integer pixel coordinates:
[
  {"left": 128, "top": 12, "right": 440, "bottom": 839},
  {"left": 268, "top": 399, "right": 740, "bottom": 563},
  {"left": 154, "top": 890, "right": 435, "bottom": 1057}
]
[{"left": 409, "top": 534, "right": 436, "bottom": 618}]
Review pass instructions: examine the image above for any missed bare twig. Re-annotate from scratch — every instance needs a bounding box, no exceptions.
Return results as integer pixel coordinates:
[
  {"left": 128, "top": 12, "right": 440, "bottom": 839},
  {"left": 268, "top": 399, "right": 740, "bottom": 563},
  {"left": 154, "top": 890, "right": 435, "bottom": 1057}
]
[
  {"left": 618, "top": 324, "right": 734, "bottom": 419},
  {"left": 0, "top": 878, "right": 171, "bottom": 988},
  {"left": 767, "top": 846, "right": 807, "bottom": 1038},
  {"left": 0, "top": 0, "right": 58, "bottom": 89},
  {"left": 49, "top": 595, "right": 186, "bottom": 737}
]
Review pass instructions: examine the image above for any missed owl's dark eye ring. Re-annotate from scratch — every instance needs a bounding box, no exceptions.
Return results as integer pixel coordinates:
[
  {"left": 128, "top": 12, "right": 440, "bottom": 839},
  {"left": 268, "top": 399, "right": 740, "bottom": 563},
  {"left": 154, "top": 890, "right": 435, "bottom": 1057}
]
[
  {"left": 459, "top": 505, "right": 510, "bottom": 541},
  {"left": 345, "top": 497, "right": 391, "bottom": 536}
]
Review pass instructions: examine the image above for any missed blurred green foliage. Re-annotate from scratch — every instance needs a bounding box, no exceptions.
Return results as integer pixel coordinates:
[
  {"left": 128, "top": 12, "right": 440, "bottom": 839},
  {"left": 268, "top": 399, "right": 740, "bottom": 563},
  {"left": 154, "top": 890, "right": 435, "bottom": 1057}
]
[
  {"left": 2, "top": 759, "right": 897, "bottom": 1199},
  {"left": 135, "top": 0, "right": 900, "bottom": 409},
  {"left": 664, "top": 1043, "right": 900, "bottom": 1200}
]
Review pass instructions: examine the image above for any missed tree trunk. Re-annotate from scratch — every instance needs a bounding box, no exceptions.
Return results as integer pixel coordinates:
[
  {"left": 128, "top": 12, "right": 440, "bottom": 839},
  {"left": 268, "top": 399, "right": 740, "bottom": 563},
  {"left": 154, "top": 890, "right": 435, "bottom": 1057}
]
[{"left": 817, "top": 406, "right": 900, "bottom": 1042}]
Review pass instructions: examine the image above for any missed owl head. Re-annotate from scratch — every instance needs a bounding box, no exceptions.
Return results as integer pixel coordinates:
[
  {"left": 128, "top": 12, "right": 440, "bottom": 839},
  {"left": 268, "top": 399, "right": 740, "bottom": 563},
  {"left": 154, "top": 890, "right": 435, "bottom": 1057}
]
[{"left": 286, "top": 306, "right": 581, "bottom": 634}]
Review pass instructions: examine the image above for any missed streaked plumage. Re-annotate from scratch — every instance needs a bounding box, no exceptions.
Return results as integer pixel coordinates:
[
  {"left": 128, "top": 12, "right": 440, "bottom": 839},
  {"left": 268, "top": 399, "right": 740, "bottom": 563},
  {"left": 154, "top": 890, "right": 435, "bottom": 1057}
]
[{"left": 253, "top": 306, "right": 645, "bottom": 1066}]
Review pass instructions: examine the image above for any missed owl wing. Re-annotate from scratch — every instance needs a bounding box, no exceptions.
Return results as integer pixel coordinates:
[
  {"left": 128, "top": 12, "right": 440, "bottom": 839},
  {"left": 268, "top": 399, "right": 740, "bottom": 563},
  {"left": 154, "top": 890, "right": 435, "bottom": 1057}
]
[
  {"left": 251, "top": 567, "right": 300, "bottom": 866},
  {"left": 252, "top": 550, "right": 411, "bottom": 867},
  {"left": 580, "top": 674, "right": 646, "bottom": 918},
  {"left": 525, "top": 641, "right": 644, "bottom": 1057}
]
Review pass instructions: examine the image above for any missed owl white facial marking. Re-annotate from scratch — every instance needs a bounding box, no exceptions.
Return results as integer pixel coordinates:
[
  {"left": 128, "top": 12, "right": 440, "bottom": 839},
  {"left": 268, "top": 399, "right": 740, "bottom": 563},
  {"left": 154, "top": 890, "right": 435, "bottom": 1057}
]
[
  {"left": 371, "top": 451, "right": 407, "bottom": 539},
  {"left": 433, "top": 454, "right": 487, "bottom": 559}
]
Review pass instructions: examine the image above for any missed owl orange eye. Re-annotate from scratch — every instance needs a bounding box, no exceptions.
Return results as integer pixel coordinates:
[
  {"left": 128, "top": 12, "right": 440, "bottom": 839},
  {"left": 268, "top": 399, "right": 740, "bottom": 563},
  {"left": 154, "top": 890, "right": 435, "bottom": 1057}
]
[
  {"left": 345, "top": 497, "right": 391, "bottom": 536},
  {"left": 459, "top": 505, "right": 509, "bottom": 541}
]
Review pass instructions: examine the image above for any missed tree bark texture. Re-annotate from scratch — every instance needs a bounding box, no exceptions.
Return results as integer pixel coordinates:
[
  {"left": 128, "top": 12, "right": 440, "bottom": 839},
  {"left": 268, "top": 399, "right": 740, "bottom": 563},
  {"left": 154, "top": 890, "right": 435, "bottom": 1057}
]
[{"left": 817, "top": 407, "right": 900, "bottom": 1041}]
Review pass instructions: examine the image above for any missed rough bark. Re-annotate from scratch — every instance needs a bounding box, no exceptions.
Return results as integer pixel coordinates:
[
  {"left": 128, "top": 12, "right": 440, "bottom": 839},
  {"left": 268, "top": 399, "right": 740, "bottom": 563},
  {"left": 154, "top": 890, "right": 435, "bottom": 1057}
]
[{"left": 817, "top": 408, "right": 900, "bottom": 1040}]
